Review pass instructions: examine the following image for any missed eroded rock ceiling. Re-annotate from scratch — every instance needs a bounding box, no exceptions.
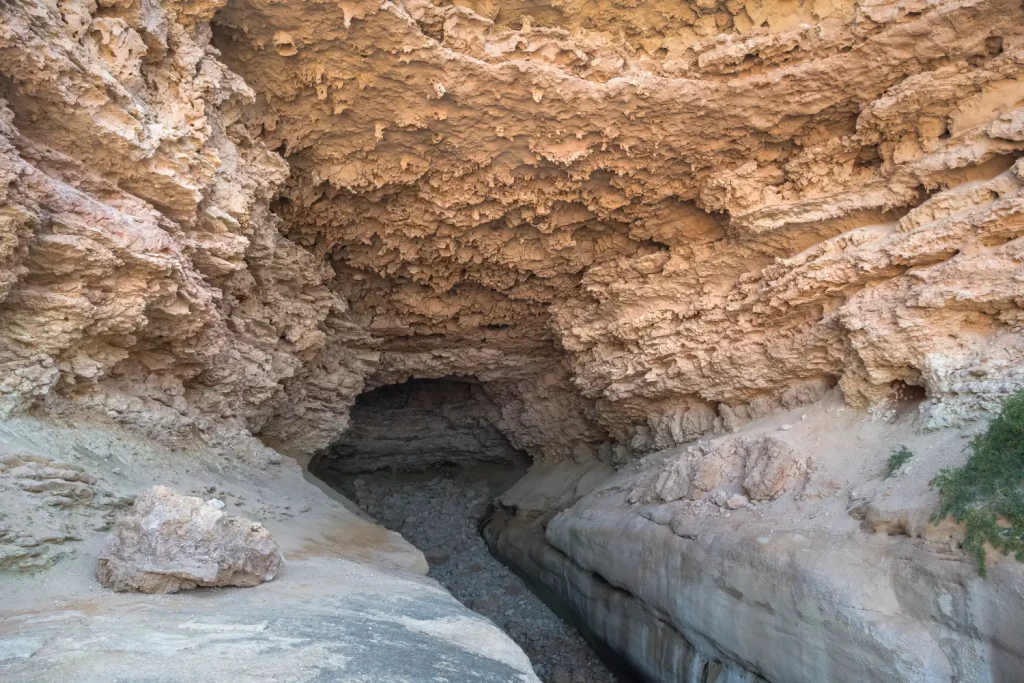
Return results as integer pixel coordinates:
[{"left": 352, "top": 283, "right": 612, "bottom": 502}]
[{"left": 1, "top": 0, "right": 1022, "bottom": 464}]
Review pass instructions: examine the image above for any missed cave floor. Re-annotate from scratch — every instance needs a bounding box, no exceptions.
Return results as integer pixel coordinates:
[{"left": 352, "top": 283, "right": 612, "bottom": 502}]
[{"left": 322, "top": 465, "right": 622, "bottom": 683}]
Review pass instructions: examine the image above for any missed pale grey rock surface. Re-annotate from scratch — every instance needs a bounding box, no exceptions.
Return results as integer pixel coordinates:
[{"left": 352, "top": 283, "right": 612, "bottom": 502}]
[
  {"left": 0, "top": 416, "right": 539, "bottom": 683},
  {"left": 96, "top": 485, "right": 284, "bottom": 593},
  {"left": 486, "top": 402, "right": 1024, "bottom": 683},
  {"left": 3, "top": 556, "right": 541, "bottom": 683}
]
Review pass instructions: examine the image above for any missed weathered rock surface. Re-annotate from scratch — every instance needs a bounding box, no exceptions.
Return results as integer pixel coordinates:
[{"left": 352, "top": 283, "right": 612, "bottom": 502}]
[
  {"left": 0, "top": 0, "right": 376, "bottom": 468},
  {"left": 630, "top": 434, "right": 808, "bottom": 504},
  {"left": 213, "top": 0, "right": 1024, "bottom": 458},
  {"left": 6, "top": 555, "right": 541, "bottom": 683},
  {"left": 0, "top": 0, "right": 1022, "bottom": 467},
  {"left": 3, "top": 0, "right": 1024, "bottom": 681},
  {"left": 0, "top": 445, "right": 130, "bottom": 572},
  {"left": 96, "top": 485, "right": 283, "bottom": 593},
  {"left": 0, "top": 415, "right": 539, "bottom": 682},
  {"left": 486, "top": 404, "right": 1024, "bottom": 683}
]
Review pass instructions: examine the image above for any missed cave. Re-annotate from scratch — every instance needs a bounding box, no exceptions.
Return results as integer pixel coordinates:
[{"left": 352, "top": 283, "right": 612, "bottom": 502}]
[
  {"left": 309, "top": 378, "right": 624, "bottom": 682},
  {"left": 2, "top": 1, "right": 1024, "bottom": 682},
  {"left": 310, "top": 377, "right": 531, "bottom": 477}
]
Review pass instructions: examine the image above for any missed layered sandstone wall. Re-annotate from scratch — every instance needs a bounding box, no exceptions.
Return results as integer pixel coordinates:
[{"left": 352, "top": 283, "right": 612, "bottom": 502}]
[
  {"left": 484, "top": 399, "right": 1024, "bottom": 683},
  {"left": 0, "top": 0, "right": 377, "bottom": 465},
  {"left": 213, "top": 0, "right": 1024, "bottom": 464}
]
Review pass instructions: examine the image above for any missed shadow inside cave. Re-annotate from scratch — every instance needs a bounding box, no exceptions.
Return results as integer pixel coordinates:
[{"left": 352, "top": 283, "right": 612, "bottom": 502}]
[{"left": 306, "top": 376, "right": 630, "bottom": 683}]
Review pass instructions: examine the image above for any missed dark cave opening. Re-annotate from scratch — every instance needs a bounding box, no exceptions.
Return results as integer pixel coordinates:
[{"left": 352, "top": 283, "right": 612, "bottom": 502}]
[
  {"left": 309, "top": 376, "right": 531, "bottom": 478},
  {"left": 307, "top": 377, "right": 625, "bottom": 683}
]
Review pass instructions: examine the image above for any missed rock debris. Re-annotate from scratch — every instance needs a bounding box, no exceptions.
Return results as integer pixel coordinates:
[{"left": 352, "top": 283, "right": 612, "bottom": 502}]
[{"left": 345, "top": 472, "right": 619, "bottom": 683}]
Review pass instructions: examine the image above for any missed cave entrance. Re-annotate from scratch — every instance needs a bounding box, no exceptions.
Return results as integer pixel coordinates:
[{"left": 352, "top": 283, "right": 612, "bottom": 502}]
[
  {"left": 308, "top": 377, "right": 621, "bottom": 683},
  {"left": 309, "top": 376, "right": 530, "bottom": 482}
]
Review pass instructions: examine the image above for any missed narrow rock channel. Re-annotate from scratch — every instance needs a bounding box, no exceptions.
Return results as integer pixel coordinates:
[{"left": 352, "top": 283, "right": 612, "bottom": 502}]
[{"left": 323, "top": 466, "right": 621, "bottom": 683}]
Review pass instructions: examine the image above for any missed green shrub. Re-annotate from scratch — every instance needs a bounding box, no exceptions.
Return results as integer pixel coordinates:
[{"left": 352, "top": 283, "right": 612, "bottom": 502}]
[
  {"left": 931, "top": 391, "right": 1024, "bottom": 575},
  {"left": 886, "top": 445, "right": 913, "bottom": 478}
]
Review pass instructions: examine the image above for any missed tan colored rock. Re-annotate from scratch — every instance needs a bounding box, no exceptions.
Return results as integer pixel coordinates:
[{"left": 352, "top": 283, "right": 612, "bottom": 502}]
[
  {"left": 724, "top": 492, "right": 751, "bottom": 509},
  {"left": 640, "top": 434, "right": 806, "bottom": 503},
  {"left": 96, "top": 486, "right": 282, "bottom": 593},
  {"left": 742, "top": 436, "right": 807, "bottom": 501},
  {"left": 689, "top": 439, "right": 747, "bottom": 495},
  {"left": 0, "top": 0, "right": 1021, "bottom": 467},
  {"left": 650, "top": 454, "right": 694, "bottom": 503},
  {"left": 0, "top": 2, "right": 1023, "bottom": 679}
]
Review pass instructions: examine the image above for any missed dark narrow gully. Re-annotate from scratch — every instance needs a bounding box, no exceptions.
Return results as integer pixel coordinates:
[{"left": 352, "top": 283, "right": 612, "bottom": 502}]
[
  {"left": 315, "top": 463, "right": 623, "bottom": 683},
  {"left": 307, "top": 377, "right": 627, "bottom": 682}
]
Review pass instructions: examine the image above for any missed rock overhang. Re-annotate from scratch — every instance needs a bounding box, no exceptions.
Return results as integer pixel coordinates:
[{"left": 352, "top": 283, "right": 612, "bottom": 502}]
[
  {"left": 211, "top": 0, "right": 1024, "bottom": 459},
  {"left": 0, "top": 0, "right": 1021, "bottom": 466}
]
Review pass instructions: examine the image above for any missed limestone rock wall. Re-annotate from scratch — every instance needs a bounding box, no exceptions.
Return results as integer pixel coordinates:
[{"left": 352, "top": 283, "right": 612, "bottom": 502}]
[
  {"left": 2, "top": 0, "right": 1024, "bottom": 465},
  {"left": 0, "top": 0, "right": 374, "bottom": 464},
  {"left": 215, "top": 0, "right": 1024, "bottom": 458},
  {"left": 484, "top": 406, "right": 1024, "bottom": 683}
]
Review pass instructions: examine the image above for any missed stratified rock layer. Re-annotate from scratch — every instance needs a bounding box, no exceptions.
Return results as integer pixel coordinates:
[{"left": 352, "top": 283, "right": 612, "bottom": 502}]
[
  {"left": 484, "top": 405, "right": 1024, "bottom": 683},
  {"left": 215, "top": 0, "right": 1024, "bottom": 459},
  {"left": 0, "top": 0, "right": 375, "bottom": 467}
]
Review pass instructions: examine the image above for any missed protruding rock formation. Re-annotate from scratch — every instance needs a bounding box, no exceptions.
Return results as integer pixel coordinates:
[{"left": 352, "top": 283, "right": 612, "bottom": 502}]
[
  {"left": 0, "top": 418, "right": 540, "bottom": 683},
  {"left": 631, "top": 434, "right": 809, "bottom": 504},
  {"left": 0, "top": 0, "right": 1021, "bottom": 466},
  {"left": 97, "top": 485, "right": 282, "bottom": 593}
]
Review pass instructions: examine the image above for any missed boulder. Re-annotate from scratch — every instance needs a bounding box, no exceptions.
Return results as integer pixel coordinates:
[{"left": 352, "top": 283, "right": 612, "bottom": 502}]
[
  {"left": 96, "top": 486, "right": 283, "bottom": 593},
  {"left": 742, "top": 436, "right": 808, "bottom": 501}
]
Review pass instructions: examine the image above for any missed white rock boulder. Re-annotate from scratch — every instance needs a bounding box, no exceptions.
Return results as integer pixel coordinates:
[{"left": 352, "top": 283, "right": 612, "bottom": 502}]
[{"left": 96, "top": 486, "right": 283, "bottom": 593}]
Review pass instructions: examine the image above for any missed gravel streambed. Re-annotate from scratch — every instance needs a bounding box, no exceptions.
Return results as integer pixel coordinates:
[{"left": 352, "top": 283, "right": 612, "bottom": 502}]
[{"left": 335, "top": 468, "right": 619, "bottom": 683}]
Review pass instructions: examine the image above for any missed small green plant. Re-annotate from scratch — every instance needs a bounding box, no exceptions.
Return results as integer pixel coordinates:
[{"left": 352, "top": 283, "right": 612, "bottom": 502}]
[
  {"left": 931, "top": 391, "right": 1024, "bottom": 575},
  {"left": 886, "top": 445, "right": 913, "bottom": 478}
]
